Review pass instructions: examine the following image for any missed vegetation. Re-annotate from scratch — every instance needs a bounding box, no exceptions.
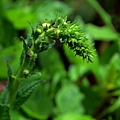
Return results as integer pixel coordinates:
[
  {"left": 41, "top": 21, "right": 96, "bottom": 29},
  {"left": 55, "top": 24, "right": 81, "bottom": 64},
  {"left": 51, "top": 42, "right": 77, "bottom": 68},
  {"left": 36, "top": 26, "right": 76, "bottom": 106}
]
[{"left": 0, "top": 0, "right": 120, "bottom": 120}]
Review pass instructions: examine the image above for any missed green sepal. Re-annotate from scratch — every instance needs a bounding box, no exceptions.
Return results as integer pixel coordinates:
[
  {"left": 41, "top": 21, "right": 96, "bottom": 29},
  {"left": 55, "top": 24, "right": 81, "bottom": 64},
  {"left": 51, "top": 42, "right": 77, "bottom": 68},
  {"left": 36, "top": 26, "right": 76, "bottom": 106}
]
[
  {"left": 13, "top": 80, "right": 45, "bottom": 109},
  {"left": 0, "top": 103, "right": 10, "bottom": 120},
  {"left": 4, "top": 56, "right": 13, "bottom": 91}
]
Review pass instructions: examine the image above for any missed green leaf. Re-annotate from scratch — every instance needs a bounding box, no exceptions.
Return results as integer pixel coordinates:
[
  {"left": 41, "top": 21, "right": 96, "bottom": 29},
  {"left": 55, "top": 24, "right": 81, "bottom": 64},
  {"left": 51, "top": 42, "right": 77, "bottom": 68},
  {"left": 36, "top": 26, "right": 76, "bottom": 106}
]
[
  {"left": 4, "top": 57, "right": 13, "bottom": 91},
  {"left": 86, "top": 24, "right": 118, "bottom": 41},
  {"left": 0, "top": 42, "right": 22, "bottom": 79},
  {"left": 56, "top": 84, "right": 84, "bottom": 114},
  {"left": 80, "top": 86, "right": 101, "bottom": 115},
  {"left": 34, "top": 0, "right": 72, "bottom": 21},
  {"left": 10, "top": 110, "right": 28, "bottom": 120},
  {"left": 13, "top": 80, "right": 44, "bottom": 109},
  {"left": 5, "top": 8, "right": 36, "bottom": 29},
  {"left": 22, "top": 84, "right": 53, "bottom": 119},
  {"left": 54, "top": 113, "right": 94, "bottom": 120},
  {"left": 108, "top": 97, "right": 120, "bottom": 113},
  {"left": 0, "top": 103, "right": 10, "bottom": 120},
  {"left": 100, "top": 42, "right": 119, "bottom": 64},
  {"left": 85, "top": 0, "right": 112, "bottom": 27},
  {"left": 103, "top": 53, "right": 120, "bottom": 88}
]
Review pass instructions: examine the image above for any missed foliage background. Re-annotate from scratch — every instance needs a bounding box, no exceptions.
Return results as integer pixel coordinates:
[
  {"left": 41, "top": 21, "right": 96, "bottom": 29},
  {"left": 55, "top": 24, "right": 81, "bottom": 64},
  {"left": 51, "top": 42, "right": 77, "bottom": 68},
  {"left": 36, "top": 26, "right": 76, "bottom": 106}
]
[{"left": 0, "top": 0, "right": 120, "bottom": 120}]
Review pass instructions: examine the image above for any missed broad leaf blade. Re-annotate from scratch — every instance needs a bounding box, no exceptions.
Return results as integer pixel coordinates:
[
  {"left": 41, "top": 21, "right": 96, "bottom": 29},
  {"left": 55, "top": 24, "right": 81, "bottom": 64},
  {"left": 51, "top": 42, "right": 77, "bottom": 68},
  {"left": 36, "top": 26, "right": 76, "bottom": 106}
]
[{"left": 13, "top": 80, "right": 45, "bottom": 109}]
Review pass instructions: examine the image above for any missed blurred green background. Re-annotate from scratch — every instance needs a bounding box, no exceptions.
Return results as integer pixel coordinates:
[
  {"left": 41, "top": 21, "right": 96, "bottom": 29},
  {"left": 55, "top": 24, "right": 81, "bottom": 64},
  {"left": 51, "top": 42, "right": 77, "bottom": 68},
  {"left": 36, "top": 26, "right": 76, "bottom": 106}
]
[{"left": 0, "top": 0, "right": 120, "bottom": 120}]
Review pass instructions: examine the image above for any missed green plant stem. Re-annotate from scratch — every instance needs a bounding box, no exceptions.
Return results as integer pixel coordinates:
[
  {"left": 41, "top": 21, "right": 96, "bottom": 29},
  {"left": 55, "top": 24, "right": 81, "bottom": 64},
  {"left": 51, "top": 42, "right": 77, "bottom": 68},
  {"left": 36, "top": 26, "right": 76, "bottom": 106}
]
[{"left": 7, "top": 54, "right": 32, "bottom": 107}]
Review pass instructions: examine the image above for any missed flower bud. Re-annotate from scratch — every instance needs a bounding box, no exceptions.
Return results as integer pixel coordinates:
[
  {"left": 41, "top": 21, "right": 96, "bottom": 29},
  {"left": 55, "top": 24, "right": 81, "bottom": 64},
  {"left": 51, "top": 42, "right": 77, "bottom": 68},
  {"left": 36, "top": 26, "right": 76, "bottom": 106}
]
[
  {"left": 36, "top": 28, "right": 41, "bottom": 34},
  {"left": 27, "top": 50, "right": 34, "bottom": 57},
  {"left": 56, "top": 29, "right": 60, "bottom": 37},
  {"left": 42, "top": 23, "right": 50, "bottom": 29},
  {"left": 23, "top": 69, "right": 29, "bottom": 76}
]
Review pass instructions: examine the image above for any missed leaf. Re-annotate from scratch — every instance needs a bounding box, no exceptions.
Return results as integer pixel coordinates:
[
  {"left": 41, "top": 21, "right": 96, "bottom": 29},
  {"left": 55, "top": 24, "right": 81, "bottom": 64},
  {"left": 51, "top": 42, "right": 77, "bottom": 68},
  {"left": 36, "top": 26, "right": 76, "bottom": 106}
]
[
  {"left": 54, "top": 113, "right": 95, "bottom": 120},
  {"left": 108, "top": 97, "right": 120, "bottom": 113},
  {"left": 10, "top": 110, "right": 28, "bottom": 120},
  {"left": 19, "top": 72, "right": 42, "bottom": 88},
  {"left": 86, "top": 24, "right": 118, "bottom": 41},
  {"left": 56, "top": 84, "right": 84, "bottom": 114},
  {"left": 22, "top": 84, "right": 53, "bottom": 120},
  {"left": 100, "top": 42, "right": 119, "bottom": 64},
  {"left": 0, "top": 103, "right": 10, "bottom": 120},
  {"left": 34, "top": 0, "right": 72, "bottom": 21},
  {"left": 5, "top": 8, "right": 36, "bottom": 29},
  {"left": 4, "top": 56, "right": 13, "bottom": 91},
  {"left": 13, "top": 80, "right": 45, "bottom": 109},
  {"left": 103, "top": 53, "right": 120, "bottom": 88},
  {"left": 0, "top": 42, "right": 22, "bottom": 79}
]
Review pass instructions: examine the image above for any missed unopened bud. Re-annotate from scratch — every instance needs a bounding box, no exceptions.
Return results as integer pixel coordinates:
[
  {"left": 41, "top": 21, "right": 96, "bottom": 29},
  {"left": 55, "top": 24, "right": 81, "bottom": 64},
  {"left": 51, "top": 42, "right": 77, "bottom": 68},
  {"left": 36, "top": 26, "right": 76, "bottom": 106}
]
[
  {"left": 23, "top": 69, "right": 29, "bottom": 76},
  {"left": 56, "top": 29, "right": 60, "bottom": 37},
  {"left": 42, "top": 23, "right": 50, "bottom": 28},
  {"left": 36, "top": 28, "right": 41, "bottom": 34},
  {"left": 27, "top": 50, "right": 34, "bottom": 57},
  {"left": 63, "top": 22, "right": 67, "bottom": 25}
]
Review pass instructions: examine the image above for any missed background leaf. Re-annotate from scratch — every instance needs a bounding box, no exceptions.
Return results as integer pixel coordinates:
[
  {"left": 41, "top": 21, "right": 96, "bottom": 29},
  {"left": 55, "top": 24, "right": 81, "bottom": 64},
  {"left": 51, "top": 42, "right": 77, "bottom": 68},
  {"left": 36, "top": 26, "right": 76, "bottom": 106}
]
[{"left": 56, "top": 84, "right": 84, "bottom": 114}]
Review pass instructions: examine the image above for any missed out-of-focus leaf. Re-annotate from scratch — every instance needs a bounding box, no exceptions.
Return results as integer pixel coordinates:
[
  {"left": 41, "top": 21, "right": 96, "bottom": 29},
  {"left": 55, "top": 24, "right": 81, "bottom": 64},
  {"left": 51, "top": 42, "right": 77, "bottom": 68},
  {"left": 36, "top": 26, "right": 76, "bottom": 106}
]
[
  {"left": 5, "top": 8, "right": 36, "bottom": 29},
  {"left": 68, "top": 65, "right": 88, "bottom": 82},
  {"left": 100, "top": 42, "right": 119, "bottom": 64},
  {"left": 103, "top": 53, "right": 120, "bottom": 89},
  {"left": 108, "top": 97, "right": 120, "bottom": 113},
  {"left": 85, "top": 0, "right": 112, "bottom": 27},
  {"left": 10, "top": 110, "right": 28, "bottom": 120},
  {"left": 4, "top": 57, "right": 13, "bottom": 91},
  {"left": 56, "top": 84, "right": 84, "bottom": 114},
  {"left": 34, "top": 0, "right": 72, "bottom": 21},
  {"left": 54, "top": 113, "right": 95, "bottom": 120},
  {"left": 39, "top": 48, "right": 66, "bottom": 81},
  {"left": 86, "top": 24, "right": 118, "bottom": 40},
  {"left": 22, "top": 84, "right": 53, "bottom": 120},
  {"left": 80, "top": 86, "right": 101, "bottom": 114},
  {"left": 0, "top": 42, "right": 22, "bottom": 79}
]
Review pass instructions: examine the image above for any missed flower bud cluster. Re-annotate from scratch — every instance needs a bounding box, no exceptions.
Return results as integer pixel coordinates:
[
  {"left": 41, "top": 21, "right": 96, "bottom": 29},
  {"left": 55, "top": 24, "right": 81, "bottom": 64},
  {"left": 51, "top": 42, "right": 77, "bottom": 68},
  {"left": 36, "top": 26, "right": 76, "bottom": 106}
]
[
  {"left": 54, "top": 16, "right": 94, "bottom": 62},
  {"left": 27, "top": 16, "right": 94, "bottom": 62}
]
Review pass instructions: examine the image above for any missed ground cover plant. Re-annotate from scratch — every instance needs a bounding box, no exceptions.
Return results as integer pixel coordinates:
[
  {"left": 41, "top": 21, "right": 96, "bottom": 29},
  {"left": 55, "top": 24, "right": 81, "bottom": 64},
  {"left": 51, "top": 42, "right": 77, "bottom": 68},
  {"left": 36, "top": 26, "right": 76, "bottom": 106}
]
[{"left": 0, "top": 0, "right": 120, "bottom": 120}]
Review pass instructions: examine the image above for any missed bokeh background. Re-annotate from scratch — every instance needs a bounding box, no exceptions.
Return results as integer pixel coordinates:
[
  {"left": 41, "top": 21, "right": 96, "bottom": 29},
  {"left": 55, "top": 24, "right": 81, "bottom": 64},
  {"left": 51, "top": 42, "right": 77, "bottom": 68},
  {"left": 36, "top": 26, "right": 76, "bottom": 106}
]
[{"left": 0, "top": 0, "right": 120, "bottom": 120}]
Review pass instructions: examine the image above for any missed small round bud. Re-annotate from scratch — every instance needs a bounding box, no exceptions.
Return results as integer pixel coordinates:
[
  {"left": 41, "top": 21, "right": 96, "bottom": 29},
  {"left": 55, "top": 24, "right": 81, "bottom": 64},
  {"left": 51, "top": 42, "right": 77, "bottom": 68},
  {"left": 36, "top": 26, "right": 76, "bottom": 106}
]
[
  {"left": 42, "top": 23, "right": 50, "bottom": 28},
  {"left": 56, "top": 29, "right": 60, "bottom": 37},
  {"left": 36, "top": 28, "right": 42, "bottom": 34},
  {"left": 23, "top": 69, "right": 29, "bottom": 76},
  {"left": 27, "top": 50, "right": 34, "bottom": 57},
  {"left": 63, "top": 22, "right": 67, "bottom": 25}
]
